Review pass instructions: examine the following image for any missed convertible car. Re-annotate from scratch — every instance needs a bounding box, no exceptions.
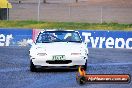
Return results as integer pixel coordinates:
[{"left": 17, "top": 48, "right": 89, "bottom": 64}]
[{"left": 29, "top": 30, "right": 88, "bottom": 72}]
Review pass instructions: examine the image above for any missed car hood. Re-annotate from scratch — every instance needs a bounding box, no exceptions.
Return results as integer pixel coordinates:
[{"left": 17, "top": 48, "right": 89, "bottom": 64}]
[{"left": 31, "top": 42, "right": 85, "bottom": 54}]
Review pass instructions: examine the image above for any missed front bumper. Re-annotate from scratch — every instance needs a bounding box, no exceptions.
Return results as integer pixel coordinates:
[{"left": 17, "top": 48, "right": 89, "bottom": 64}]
[{"left": 30, "top": 55, "right": 87, "bottom": 67}]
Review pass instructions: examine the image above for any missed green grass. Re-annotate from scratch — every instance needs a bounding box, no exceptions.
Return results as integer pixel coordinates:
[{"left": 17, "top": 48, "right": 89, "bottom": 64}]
[{"left": 0, "top": 20, "right": 132, "bottom": 31}]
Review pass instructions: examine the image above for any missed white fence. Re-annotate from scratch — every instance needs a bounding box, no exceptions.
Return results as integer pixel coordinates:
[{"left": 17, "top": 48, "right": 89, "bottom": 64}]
[{"left": 8, "top": 0, "right": 132, "bottom": 23}]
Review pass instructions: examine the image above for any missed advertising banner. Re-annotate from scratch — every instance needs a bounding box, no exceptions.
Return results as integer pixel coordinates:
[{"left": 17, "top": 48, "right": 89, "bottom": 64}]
[
  {"left": 0, "top": 28, "right": 32, "bottom": 46},
  {"left": 0, "top": 28, "right": 132, "bottom": 49},
  {"left": 79, "top": 30, "right": 132, "bottom": 49}
]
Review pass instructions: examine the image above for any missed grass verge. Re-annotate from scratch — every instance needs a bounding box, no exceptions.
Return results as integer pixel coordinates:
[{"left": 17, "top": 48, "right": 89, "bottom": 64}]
[{"left": 0, "top": 20, "right": 132, "bottom": 31}]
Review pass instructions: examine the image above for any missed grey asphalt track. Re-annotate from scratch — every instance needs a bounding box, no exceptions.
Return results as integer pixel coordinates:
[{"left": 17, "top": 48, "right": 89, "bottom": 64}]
[{"left": 0, "top": 47, "right": 132, "bottom": 88}]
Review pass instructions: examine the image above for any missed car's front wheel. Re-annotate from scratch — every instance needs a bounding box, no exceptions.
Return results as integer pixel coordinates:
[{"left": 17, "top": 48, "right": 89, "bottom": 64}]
[
  {"left": 76, "top": 76, "right": 86, "bottom": 85},
  {"left": 82, "top": 60, "right": 87, "bottom": 70},
  {"left": 30, "top": 60, "right": 36, "bottom": 72}
]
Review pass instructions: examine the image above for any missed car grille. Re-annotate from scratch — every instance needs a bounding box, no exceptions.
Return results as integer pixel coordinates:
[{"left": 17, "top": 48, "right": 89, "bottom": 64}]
[{"left": 46, "top": 60, "right": 72, "bottom": 64}]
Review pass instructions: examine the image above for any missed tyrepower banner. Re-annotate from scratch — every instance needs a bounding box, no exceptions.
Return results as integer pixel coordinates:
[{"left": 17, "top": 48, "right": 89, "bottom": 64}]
[
  {"left": 79, "top": 30, "right": 132, "bottom": 49},
  {"left": 0, "top": 28, "right": 132, "bottom": 49},
  {"left": 0, "top": 28, "right": 32, "bottom": 46},
  {"left": 32, "top": 29, "right": 132, "bottom": 49}
]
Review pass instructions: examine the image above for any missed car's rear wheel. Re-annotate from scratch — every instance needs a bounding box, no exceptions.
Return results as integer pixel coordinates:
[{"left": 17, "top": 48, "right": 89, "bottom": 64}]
[{"left": 30, "top": 60, "right": 37, "bottom": 72}]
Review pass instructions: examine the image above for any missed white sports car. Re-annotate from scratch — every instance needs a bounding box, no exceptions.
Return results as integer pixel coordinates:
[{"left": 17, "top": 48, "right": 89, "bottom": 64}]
[{"left": 29, "top": 30, "right": 88, "bottom": 72}]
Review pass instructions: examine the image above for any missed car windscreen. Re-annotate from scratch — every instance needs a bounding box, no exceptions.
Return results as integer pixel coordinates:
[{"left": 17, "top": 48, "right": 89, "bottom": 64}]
[{"left": 36, "top": 31, "right": 82, "bottom": 43}]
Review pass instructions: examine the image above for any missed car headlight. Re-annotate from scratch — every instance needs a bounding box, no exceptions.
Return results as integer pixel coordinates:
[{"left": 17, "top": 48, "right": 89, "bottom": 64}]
[
  {"left": 37, "top": 53, "right": 47, "bottom": 56},
  {"left": 71, "top": 53, "right": 81, "bottom": 55}
]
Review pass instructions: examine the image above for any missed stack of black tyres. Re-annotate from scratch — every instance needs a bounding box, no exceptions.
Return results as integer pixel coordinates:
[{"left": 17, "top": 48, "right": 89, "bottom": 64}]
[{"left": 0, "top": 8, "right": 7, "bottom": 20}]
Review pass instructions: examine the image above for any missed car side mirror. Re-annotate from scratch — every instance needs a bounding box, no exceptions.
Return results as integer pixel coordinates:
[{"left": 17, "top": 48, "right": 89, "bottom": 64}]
[
  {"left": 84, "top": 40, "right": 89, "bottom": 48},
  {"left": 84, "top": 40, "right": 89, "bottom": 44}
]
